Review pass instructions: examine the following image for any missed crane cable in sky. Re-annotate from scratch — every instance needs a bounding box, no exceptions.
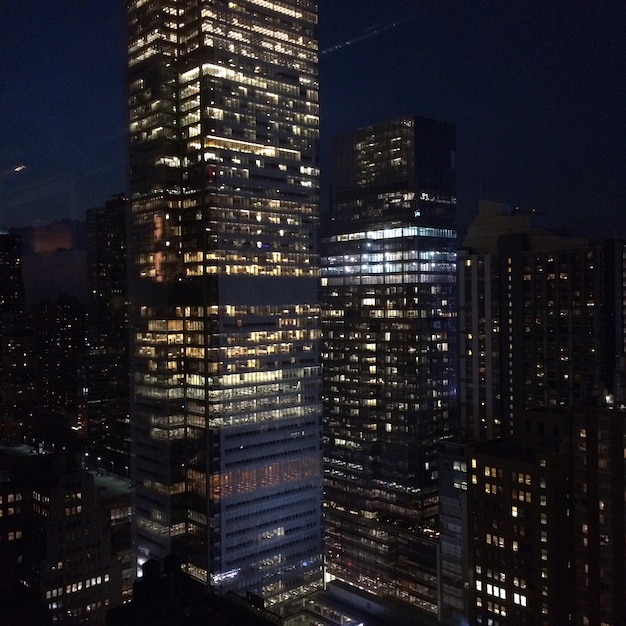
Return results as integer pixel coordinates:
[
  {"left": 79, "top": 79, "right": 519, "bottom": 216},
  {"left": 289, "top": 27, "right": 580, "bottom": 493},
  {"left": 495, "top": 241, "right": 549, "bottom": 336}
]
[{"left": 320, "top": 14, "right": 418, "bottom": 55}]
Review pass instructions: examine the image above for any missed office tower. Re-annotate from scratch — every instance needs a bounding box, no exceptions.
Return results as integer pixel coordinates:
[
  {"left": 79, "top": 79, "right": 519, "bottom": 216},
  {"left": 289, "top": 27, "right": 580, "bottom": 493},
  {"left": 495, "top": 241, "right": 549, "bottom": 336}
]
[
  {"left": 572, "top": 405, "right": 626, "bottom": 625},
  {"left": 84, "top": 196, "right": 130, "bottom": 475},
  {"left": 126, "top": 0, "right": 321, "bottom": 608},
  {"left": 458, "top": 200, "right": 626, "bottom": 440},
  {"left": 321, "top": 116, "right": 457, "bottom": 615}
]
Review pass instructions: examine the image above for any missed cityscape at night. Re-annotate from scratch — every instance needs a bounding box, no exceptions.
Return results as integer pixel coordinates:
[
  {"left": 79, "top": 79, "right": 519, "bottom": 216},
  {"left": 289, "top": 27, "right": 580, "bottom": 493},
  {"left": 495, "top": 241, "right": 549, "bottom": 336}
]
[{"left": 0, "top": 1, "right": 625, "bottom": 625}]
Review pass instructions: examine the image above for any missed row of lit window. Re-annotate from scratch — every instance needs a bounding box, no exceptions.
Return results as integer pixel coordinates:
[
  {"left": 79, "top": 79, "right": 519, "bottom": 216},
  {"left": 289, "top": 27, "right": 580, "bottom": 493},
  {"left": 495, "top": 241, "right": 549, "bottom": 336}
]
[
  {"left": 0, "top": 507, "right": 19, "bottom": 517},
  {"left": 476, "top": 580, "right": 506, "bottom": 599},
  {"left": 46, "top": 574, "right": 110, "bottom": 600},
  {"left": 65, "top": 505, "right": 82, "bottom": 517},
  {"left": 0, "top": 493, "right": 21, "bottom": 504},
  {"left": 476, "top": 597, "right": 506, "bottom": 616}
]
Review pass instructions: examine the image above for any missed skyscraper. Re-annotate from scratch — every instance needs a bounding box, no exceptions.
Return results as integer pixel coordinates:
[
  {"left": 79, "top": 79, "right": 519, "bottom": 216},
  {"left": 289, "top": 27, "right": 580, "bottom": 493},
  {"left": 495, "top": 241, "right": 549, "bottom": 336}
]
[
  {"left": 321, "top": 116, "right": 457, "bottom": 615},
  {"left": 126, "top": 0, "right": 321, "bottom": 609}
]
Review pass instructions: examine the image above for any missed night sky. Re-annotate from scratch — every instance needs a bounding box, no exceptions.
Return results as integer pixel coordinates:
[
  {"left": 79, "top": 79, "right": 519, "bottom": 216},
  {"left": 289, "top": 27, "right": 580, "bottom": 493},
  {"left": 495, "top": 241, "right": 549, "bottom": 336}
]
[{"left": 2, "top": 0, "right": 625, "bottom": 237}]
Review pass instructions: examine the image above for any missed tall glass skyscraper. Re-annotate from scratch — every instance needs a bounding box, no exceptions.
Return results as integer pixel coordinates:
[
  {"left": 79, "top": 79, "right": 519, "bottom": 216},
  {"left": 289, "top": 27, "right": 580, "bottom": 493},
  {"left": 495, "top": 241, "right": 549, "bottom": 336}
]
[
  {"left": 321, "top": 116, "right": 457, "bottom": 615},
  {"left": 126, "top": 0, "right": 321, "bottom": 607}
]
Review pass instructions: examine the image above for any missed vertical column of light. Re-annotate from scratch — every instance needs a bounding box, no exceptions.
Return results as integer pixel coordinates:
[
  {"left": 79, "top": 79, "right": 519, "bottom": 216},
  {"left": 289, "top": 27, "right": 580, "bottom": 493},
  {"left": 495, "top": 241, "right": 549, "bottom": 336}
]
[{"left": 127, "top": 0, "right": 186, "bottom": 567}]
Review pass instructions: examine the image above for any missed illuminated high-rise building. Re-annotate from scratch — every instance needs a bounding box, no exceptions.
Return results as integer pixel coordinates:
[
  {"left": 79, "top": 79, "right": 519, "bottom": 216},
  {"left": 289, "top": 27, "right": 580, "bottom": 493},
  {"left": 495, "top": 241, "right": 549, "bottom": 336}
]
[
  {"left": 321, "top": 116, "right": 457, "bottom": 616},
  {"left": 126, "top": 0, "right": 321, "bottom": 609}
]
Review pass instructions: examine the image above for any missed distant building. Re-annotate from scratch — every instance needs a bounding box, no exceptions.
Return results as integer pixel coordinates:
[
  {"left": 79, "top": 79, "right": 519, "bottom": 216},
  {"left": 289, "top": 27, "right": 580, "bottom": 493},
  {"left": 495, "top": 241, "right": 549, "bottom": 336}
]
[
  {"left": 458, "top": 200, "right": 626, "bottom": 440},
  {"left": 455, "top": 404, "right": 626, "bottom": 626},
  {"left": 0, "top": 228, "right": 24, "bottom": 313},
  {"left": 0, "top": 444, "right": 131, "bottom": 625},
  {"left": 83, "top": 195, "right": 130, "bottom": 475},
  {"left": 0, "top": 229, "right": 37, "bottom": 440},
  {"left": 32, "top": 293, "right": 87, "bottom": 434},
  {"left": 453, "top": 201, "right": 626, "bottom": 624},
  {"left": 321, "top": 115, "right": 457, "bottom": 616}
]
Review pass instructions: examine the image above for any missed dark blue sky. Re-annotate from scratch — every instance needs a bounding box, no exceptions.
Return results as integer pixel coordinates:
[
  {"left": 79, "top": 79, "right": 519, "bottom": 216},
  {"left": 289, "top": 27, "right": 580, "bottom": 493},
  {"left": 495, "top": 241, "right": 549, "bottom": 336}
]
[{"left": 2, "top": 1, "right": 625, "bottom": 236}]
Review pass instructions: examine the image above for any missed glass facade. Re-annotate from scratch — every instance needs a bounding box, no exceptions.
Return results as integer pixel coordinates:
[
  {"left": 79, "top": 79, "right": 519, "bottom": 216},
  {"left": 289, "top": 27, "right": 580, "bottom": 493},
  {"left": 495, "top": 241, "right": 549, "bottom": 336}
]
[
  {"left": 321, "top": 116, "right": 457, "bottom": 614},
  {"left": 126, "top": 0, "right": 322, "bottom": 607}
]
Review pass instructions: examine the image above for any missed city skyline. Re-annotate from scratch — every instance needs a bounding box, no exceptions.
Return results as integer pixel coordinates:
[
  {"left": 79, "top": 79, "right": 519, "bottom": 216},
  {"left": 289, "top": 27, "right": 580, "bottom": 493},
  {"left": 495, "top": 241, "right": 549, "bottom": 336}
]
[
  {"left": 0, "top": 3, "right": 625, "bottom": 623},
  {"left": 2, "top": 1, "right": 625, "bottom": 237}
]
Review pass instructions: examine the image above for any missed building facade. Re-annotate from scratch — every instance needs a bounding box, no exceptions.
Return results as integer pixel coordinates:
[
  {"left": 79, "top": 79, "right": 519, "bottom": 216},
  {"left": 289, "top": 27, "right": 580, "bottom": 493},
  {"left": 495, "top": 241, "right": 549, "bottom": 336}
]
[
  {"left": 126, "top": 0, "right": 322, "bottom": 608},
  {"left": 458, "top": 201, "right": 626, "bottom": 440},
  {"left": 438, "top": 440, "right": 470, "bottom": 625},
  {"left": 321, "top": 116, "right": 457, "bottom": 615},
  {"left": 467, "top": 411, "right": 573, "bottom": 626},
  {"left": 572, "top": 406, "right": 626, "bottom": 625}
]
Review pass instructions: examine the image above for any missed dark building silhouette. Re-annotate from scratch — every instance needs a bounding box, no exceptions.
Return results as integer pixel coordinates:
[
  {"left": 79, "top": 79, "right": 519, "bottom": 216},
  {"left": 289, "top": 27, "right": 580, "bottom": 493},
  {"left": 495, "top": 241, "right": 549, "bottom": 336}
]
[
  {"left": 466, "top": 411, "right": 573, "bottom": 626},
  {"left": 442, "top": 200, "right": 626, "bottom": 625},
  {"left": 442, "top": 406, "right": 626, "bottom": 626},
  {"left": 0, "top": 228, "right": 24, "bottom": 313},
  {"left": 107, "top": 556, "right": 282, "bottom": 626},
  {"left": 32, "top": 293, "right": 87, "bottom": 440},
  {"left": 321, "top": 115, "right": 457, "bottom": 616},
  {"left": 126, "top": 0, "right": 322, "bottom": 610},
  {"left": 438, "top": 440, "right": 471, "bottom": 624},
  {"left": 0, "top": 443, "right": 131, "bottom": 625},
  {"left": 572, "top": 405, "right": 626, "bottom": 625},
  {"left": 0, "top": 229, "right": 38, "bottom": 440},
  {"left": 83, "top": 195, "right": 130, "bottom": 475},
  {"left": 458, "top": 200, "right": 626, "bottom": 440}
]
